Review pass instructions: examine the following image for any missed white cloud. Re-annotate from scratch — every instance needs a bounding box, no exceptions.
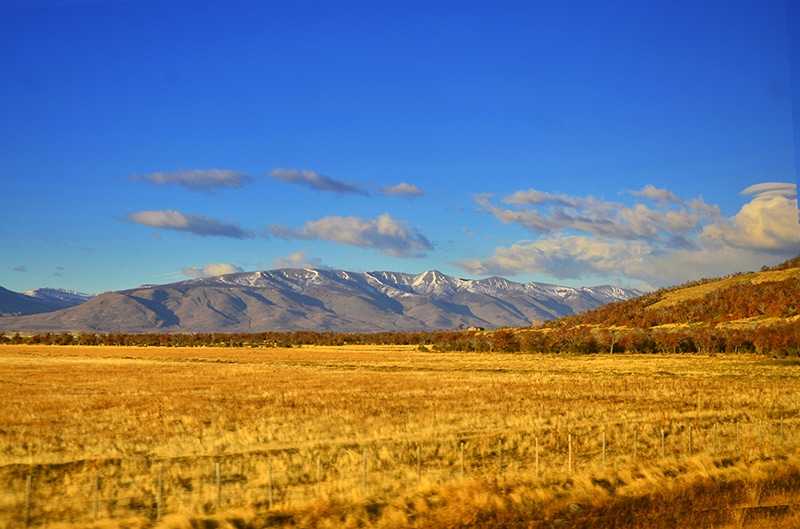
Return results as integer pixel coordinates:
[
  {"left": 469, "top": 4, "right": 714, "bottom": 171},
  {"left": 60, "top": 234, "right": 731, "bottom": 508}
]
[
  {"left": 459, "top": 236, "right": 652, "bottom": 279},
  {"left": 124, "top": 210, "right": 255, "bottom": 239},
  {"left": 130, "top": 169, "right": 254, "bottom": 193},
  {"left": 503, "top": 189, "right": 580, "bottom": 207},
  {"left": 378, "top": 182, "right": 426, "bottom": 197},
  {"left": 627, "top": 184, "right": 681, "bottom": 203},
  {"left": 740, "top": 182, "right": 797, "bottom": 200},
  {"left": 182, "top": 262, "right": 245, "bottom": 278},
  {"left": 269, "top": 213, "right": 433, "bottom": 257},
  {"left": 478, "top": 186, "right": 720, "bottom": 245},
  {"left": 270, "top": 250, "right": 329, "bottom": 270},
  {"left": 699, "top": 186, "right": 800, "bottom": 251},
  {"left": 459, "top": 182, "right": 799, "bottom": 288},
  {"left": 267, "top": 168, "right": 369, "bottom": 196}
]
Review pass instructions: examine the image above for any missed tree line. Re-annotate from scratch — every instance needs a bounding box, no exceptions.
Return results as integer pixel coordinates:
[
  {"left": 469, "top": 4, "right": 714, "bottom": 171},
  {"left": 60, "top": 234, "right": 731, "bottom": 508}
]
[{"left": 2, "top": 321, "right": 799, "bottom": 356}]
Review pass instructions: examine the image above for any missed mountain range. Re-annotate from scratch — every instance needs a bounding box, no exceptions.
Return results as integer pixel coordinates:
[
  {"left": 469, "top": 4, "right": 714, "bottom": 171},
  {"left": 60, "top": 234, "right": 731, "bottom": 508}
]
[{"left": 0, "top": 269, "right": 644, "bottom": 333}]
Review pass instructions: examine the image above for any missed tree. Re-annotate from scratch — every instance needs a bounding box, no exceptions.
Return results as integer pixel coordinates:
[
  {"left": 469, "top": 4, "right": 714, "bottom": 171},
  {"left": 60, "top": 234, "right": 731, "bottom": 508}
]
[{"left": 492, "top": 328, "right": 520, "bottom": 352}]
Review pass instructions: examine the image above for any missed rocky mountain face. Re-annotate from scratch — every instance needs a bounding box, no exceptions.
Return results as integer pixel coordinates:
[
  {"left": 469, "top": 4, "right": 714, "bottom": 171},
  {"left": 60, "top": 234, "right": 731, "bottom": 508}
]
[{"left": 0, "top": 269, "right": 644, "bottom": 333}]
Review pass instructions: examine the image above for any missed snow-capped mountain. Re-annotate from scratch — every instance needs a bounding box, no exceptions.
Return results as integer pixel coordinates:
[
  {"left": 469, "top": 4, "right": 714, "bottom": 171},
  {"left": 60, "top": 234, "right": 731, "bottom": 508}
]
[
  {"left": 0, "top": 286, "right": 93, "bottom": 316},
  {"left": 0, "top": 269, "right": 644, "bottom": 333}
]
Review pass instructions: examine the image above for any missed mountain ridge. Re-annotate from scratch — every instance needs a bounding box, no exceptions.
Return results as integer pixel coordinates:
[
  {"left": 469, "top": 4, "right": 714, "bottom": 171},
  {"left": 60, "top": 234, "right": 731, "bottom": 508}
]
[
  {"left": 0, "top": 287, "right": 93, "bottom": 317},
  {"left": 0, "top": 269, "right": 643, "bottom": 333}
]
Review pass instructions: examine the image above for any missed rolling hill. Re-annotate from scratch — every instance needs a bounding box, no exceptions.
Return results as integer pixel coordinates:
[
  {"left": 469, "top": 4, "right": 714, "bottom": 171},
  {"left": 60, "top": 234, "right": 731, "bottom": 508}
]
[{"left": 556, "top": 259, "right": 800, "bottom": 330}]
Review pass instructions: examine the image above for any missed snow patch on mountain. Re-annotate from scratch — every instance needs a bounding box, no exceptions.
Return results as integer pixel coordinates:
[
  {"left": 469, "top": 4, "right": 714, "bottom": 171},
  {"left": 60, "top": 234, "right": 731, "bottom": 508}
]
[
  {"left": 24, "top": 288, "right": 94, "bottom": 304},
  {"left": 199, "top": 269, "right": 644, "bottom": 306}
]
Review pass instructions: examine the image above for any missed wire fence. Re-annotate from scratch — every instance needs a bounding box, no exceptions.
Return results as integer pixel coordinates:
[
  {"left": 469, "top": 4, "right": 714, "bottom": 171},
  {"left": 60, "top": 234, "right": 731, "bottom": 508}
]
[{"left": 1, "top": 417, "right": 797, "bottom": 527}]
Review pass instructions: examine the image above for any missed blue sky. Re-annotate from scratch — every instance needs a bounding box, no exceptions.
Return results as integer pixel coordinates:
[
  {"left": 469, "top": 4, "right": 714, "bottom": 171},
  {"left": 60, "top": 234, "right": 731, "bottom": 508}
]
[{"left": 1, "top": 0, "right": 798, "bottom": 294}]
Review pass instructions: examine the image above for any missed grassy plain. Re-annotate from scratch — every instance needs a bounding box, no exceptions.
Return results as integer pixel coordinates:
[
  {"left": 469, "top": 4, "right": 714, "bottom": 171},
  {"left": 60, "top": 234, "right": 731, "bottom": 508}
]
[{"left": 1, "top": 344, "right": 799, "bottom": 528}]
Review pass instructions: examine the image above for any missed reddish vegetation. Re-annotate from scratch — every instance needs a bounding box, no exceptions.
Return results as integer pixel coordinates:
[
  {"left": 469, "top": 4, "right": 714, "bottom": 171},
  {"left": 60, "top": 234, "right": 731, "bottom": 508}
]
[{"left": 562, "top": 278, "right": 800, "bottom": 328}]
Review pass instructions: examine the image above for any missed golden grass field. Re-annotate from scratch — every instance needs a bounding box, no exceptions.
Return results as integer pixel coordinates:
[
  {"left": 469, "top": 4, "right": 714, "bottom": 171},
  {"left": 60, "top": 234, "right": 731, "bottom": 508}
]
[{"left": 1, "top": 344, "right": 800, "bottom": 528}]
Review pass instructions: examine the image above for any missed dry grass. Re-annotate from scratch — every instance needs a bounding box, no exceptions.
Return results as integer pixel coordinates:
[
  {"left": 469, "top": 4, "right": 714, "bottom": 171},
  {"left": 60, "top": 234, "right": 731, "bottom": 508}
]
[{"left": 1, "top": 345, "right": 799, "bottom": 528}]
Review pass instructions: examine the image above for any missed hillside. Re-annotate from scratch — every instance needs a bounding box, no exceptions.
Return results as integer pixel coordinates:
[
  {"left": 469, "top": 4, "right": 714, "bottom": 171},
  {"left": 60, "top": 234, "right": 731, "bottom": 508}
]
[
  {"left": 509, "top": 256, "right": 800, "bottom": 356},
  {"left": 554, "top": 258, "right": 800, "bottom": 329}
]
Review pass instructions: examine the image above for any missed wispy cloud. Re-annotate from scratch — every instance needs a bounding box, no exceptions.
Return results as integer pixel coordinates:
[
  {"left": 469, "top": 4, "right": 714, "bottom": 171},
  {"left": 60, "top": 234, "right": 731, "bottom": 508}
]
[
  {"left": 267, "top": 168, "right": 369, "bottom": 196},
  {"left": 627, "top": 184, "right": 681, "bottom": 203},
  {"left": 740, "top": 182, "right": 797, "bottom": 200},
  {"left": 270, "top": 213, "right": 433, "bottom": 257},
  {"left": 181, "top": 262, "right": 244, "bottom": 278},
  {"left": 270, "top": 250, "right": 330, "bottom": 270},
  {"left": 502, "top": 189, "right": 580, "bottom": 207},
  {"left": 378, "top": 182, "right": 426, "bottom": 198},
  {"left": 129, "top": 169, "right": 254, "bottom": 194},
  {"left": 477, "top": 186, "right": 718, "bottom": 246},
  {"left": 12, "top": 265, "right": 27, "bottom": 272},
  {"left": 124, "top": 210, "right": 255, "bottom": 239},
  {"left": 459, "top": 183, "right": 799, "bottom": 288}
]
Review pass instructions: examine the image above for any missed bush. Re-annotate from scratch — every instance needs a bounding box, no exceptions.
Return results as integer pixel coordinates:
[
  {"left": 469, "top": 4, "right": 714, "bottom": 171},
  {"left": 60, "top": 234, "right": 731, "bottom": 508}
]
[{"left": 491, "top": 328, "right": 520, "bottom": 352}]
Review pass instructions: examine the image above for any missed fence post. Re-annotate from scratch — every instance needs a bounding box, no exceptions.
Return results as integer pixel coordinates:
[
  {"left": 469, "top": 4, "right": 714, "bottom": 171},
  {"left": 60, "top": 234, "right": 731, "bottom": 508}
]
[
  {"left": 713, "top": 423, "right": 717, "bottom": 454},
  {"left": 602, "top": 431, "right": 606, "bottom": 467},
  {"left": 94, "top": 470, "right": 99, "bottom": 521},
  {"left": 317, "top": 455, "right": 322, "bottom": 496},
  {"left": 460, "top": 442, "right": 465, "bottom": 478},
  {"left": 633, "top": 429, "right": 637, "bottom": 465},
  {"left": 498, "top": 439, "right": 503, "bottom": 475},
  {"left": 737, "top": 421, "right": 741, "bottom": 452},
  {"left": 25, "top": 475, "right": 31, "bottom": 528},
  {"left": 268, "top": 459, "right": 273, "bottom": 509},
  {"left": 689, "top": 426, "right": 693, "bottom": 456},
  {"left": 216, "top": 462, "right": 221, "bottom": 510},
  {"left": 157, "top": 466, "right": 163, "bottom": 520},
  {"left": 759, "top": 419, "right": 763, "bottom": 446},
  {"left": 568, "top": 434, "right": 572, "bottom": 475},
  {"left": 417, "top": 445, "right": 422, "bottom": 485},
  {"left": 535, "top": 437, "right": 540, "bottom": 477},
  {"left": 362, "top": 450, "right": 367, "bottom": 495},
  {"left": 661, "top": 429, "right": 665, "bottom": 458}
]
